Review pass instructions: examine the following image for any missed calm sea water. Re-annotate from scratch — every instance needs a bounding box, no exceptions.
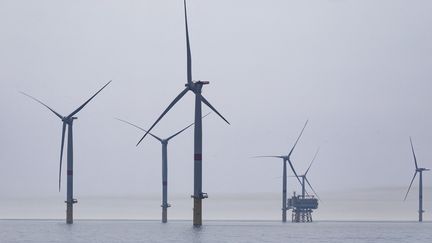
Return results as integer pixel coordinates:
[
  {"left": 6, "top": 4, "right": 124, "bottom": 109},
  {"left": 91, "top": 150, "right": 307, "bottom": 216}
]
[{"left": 0, "top": 220, "right": 431, "bottom": 243}]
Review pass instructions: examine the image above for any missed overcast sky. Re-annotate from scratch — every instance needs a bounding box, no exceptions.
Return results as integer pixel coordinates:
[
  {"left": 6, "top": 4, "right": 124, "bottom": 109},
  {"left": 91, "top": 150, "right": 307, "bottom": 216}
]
[{"left": 0, "top": 0, "right": 431, "bottom": 219}]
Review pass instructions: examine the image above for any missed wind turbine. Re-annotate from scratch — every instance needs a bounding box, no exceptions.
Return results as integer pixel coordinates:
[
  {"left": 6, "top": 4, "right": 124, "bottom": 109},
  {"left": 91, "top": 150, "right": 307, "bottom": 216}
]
[
  {"left": 21, "top": 81, "right": 111, "bottom": 224},
  {"left": 297, "top": 148, "right": 320, "bottom": 200},
  {"left": 116, "top": 113, "right": 209, "bottom": 223},
  {"left": 404, "top": 137, "right": 430, "bottom": 222},
  {"left": 254, "top": 120, "right": 308, "bottom": 222},
  {"left": 136, "top": 0, "right": 229, "bottom": 226}
]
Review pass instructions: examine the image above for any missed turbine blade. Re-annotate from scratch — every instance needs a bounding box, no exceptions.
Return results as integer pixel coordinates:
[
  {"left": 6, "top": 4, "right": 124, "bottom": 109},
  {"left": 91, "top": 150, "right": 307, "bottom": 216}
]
[
  {"left": 67, "top": 80, "right": 111, "bottom": 118},
  {"left": 288, "top": 120, "right": 308, "bottom": 157},
  {"left": 136, "top": 87, "right": 189, "bottom": 146},
  {"left": 115, "top": 118, "right": 162, "bottom": 142},
  {"left": 403, "top": 171, "right": 418, "bottom": 201},
  {"left": 20, "top": 92, "right": 63, "bottom": 119},
  {"left": 184, "top": 0, "right": 192, "bottom": 84},
  {"left": 167, "top": 123, "right": 193, "bottom": 141},
  {"left": 288, "top": 175, "right": 310, "bottom": 196},
  {"left": 166, "top": 112, "right": 211, "bottom": 141},
  {"left": 409, "top": 137, "right": 418, "bottom": 170},
  {"left": 305, "top": 177, "right": 320, "bottom": 201},
  {"left": 287, "top": 158, "right": 303, "bottom": 187},
  {"left": 201, "top": 95, "right": 230, "bottom": 125},
  {"left": 59, "top": 122, "right": 66, "bottom": 191},
  {"left": 305, "top": 148, "right": 320, "bottom": 176}
]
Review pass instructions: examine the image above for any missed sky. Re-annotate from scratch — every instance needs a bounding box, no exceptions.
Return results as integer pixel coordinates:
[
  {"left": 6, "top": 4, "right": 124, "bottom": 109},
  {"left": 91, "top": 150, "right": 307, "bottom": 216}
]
[{"left": 0, "top": 0, "right": 431, "bottom": 220}]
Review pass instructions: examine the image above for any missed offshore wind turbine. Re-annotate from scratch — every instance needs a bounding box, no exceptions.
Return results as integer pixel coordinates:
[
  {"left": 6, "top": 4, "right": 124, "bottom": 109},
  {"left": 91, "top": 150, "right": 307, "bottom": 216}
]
[
  {"left": 297, "top": 148, "right": 320, "bottom": 200},
  {"left": 254, "top": 120, "right": 308, "bottom": 222},
  {"left": 116, "top": 113, "right": 209, "bottom": 223},
  {"left": 403, "top": 137, "right": 430, "bottom": 222},
  {"left": 21, "top": 81, "right": 111, "bottom": 224},
  {"left": 136, "top": 0, "right": 229, "bottom": 226}
]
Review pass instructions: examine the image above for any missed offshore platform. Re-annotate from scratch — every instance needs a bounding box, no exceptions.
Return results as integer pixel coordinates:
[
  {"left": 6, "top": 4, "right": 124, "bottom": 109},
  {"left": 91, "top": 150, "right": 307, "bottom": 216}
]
[
  {"left": 288, "top": 149, "right": 320, "bottom": 222},
  {"left": 288, "top": 192, "right": 318, "bottom": 222}
]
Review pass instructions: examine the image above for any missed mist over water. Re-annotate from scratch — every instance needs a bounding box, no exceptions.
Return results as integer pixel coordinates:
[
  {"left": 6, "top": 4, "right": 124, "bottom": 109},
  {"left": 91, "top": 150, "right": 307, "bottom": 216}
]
[{"left": 1, "top": 187, "right": 431, "bottom": 221}]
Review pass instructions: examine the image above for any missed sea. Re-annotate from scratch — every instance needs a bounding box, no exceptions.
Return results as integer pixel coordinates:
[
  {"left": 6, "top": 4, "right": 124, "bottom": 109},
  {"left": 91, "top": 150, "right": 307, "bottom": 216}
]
[
  {"left": 1, "top": 220, "right": 431, "bottom": 243},
  {"left": 1, "top": 188, "right": 431, "bottom": 242}
]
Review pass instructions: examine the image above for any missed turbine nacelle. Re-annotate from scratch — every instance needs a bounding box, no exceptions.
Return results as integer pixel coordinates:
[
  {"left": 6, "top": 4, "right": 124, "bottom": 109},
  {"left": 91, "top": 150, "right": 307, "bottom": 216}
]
[
  {"left": 186, "top": 80, "right": 210, "bottom": 92},
  {"left": 62, "top": 116, "right": 78, "bottom": 123},
  {"left": 417, "top": 168, "right": 430, "bottom": 172},
  {"left": 195, "top": 80, "right": 210, "bottom": 85}
]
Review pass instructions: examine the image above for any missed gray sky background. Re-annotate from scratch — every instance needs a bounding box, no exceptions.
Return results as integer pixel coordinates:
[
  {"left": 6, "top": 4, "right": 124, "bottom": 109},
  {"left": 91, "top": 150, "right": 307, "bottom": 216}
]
[{"left": 0, "top": 0, "right": 431, "bottom": 220}]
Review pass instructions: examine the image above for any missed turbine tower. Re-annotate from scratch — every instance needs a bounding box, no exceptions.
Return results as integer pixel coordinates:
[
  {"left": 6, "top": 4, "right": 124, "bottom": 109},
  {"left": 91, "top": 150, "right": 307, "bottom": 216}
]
[
  {"left": 298, "top": 148, "right": 320, "bottom": 200},
  {"left": 254, "top": 120, "right": 308, "bottom": 222},
  {"left": 21, "top": 81, "right": 111, "bottom": 224},
  {"left": 136, "top": 0, "right": 229, "bottom": 226},
  {"left": 404, "top": 137, "right": 430, "bottom": 222},
  {"left": 116, "top": 113, "right": 209, "bottom": 223}
]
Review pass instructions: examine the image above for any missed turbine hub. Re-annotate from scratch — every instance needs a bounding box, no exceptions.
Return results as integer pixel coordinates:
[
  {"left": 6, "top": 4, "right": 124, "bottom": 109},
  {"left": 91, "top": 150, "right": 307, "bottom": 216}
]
[
  {"left": 186, "top": 81, "right": 208, "bottom": 93},
  {"left": 62, "top": 116, "right": 78, "bottom": 123}
]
